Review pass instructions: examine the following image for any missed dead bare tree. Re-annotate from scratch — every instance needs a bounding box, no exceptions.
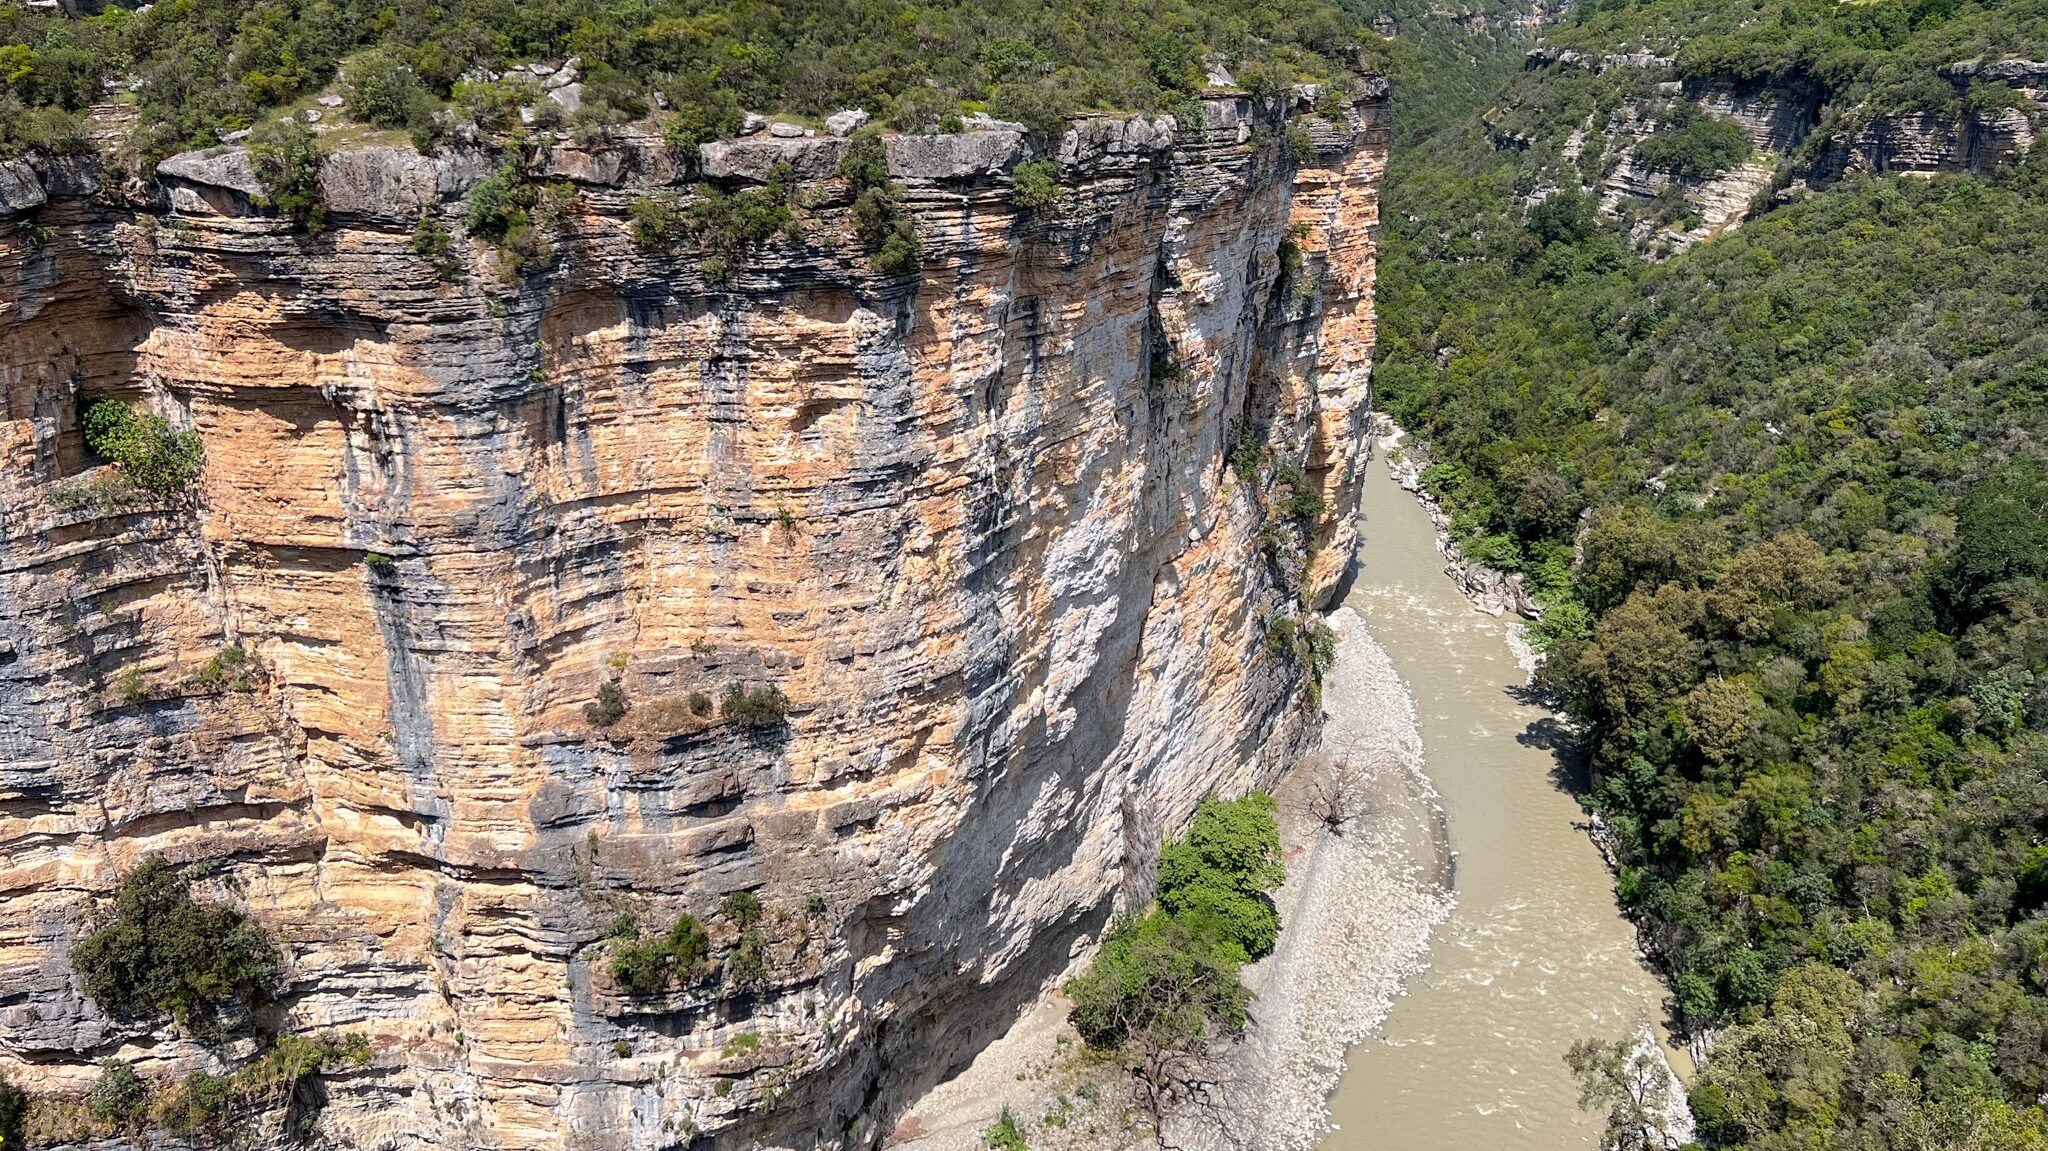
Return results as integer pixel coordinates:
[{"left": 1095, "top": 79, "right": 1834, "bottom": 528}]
[{"left": 1292, "top": 751, "right": 1371, "bottom": 835}]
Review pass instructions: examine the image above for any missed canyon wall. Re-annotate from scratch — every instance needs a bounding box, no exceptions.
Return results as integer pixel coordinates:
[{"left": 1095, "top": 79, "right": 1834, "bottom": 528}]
[{"left": 0, "top": 81, "right": 1387, "bottom": 1150}]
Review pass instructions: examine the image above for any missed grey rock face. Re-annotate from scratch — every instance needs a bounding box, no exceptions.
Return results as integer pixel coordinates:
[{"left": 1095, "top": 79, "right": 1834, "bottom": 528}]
[
  {"left": 826, "top": 109, "right": 871, "bottom": 137},
  {"left": 699, "top": 135, "right": 850, "bottom": 181},
  {"left": 0, "top": 160, "right": 46, "bottom": 217}
]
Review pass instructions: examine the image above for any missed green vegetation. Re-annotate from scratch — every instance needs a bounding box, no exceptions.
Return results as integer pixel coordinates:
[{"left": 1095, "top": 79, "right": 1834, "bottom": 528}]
[
  {"left": 1563, "top": 1035, "right": 1684, "bottom": 1151},
  {"left": 0, "top": 0, "right": 1377, "bottom": 163},
  {"left": 720, "top": 683, "right": 788, "bottom": 729},
  {"left": 984, "top": 1108, "right": 1031, "bottom": 1151},
  {"left": 149, "top": 1033, "right": 369, "bottom": 1140},
  {"left": 607, "top": 912, "right": 710, "bottom": 995},
  {"left": 839, "top": 129, "right": 918, "bottom": 275},
  {"left": 1631, "top": 101, "right": 1750, "bottom": 178},
  {"left": 70, "top": 858, "right": 282, "bottom": 1032},
  {"left": 0, "top": 1073, "right": 26, "bottom": 1150},
  {"left": 1009, "top": 160, "right": 1062, "bottom": 210},
  {"left": 188, "top": 644, "right": 255, "bottom": 693},
  {"left": 1373, "top": 0, "right": 2048, "bottom": 1142},
  {"left": 585, "top": 679, "right": 628, "bottom": 727},
  {"left": 1064, "top": 793, "right": 1283, "bottom": 1131},
  {"left": 463, "top": 161, "right": 574, "bottom": 277},
  {"left": 247, "top": 119, "right": 327, "bottom": 231},
  {"left": 79, "top": 399, "right": 203, "bottom": 497},
  {"left": 88, "top": 1059, "right": 149, "bottom": 1127}
]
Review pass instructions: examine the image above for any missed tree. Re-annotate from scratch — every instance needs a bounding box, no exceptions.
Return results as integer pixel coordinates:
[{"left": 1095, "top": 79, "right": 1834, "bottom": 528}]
[
  {"left": 1293, "top": 751, "right": 1370, "bottom": 834},
  {"left": 1565, "top": 1033, "right": 1682, "bottom": 1151},
  {"left": 79, "top": 399, "right": 204, "bottom": 494},
  {"left": 248, "top": 119, "right": 326, "bottom": 232},
  {"left": 70, "top": 859, "right": 281, "bottom": 1032},
  {"left": 1065, "top": 915, "right": 1253, "bottom": 1147}
]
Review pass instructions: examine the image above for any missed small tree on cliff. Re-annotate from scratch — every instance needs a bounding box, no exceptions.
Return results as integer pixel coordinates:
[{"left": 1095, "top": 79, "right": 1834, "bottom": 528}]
[
  {"left": 70, "top": 858, "right": 282, "bottom": 1034},
  {"left": 249, "top": 120, "right": 327, "bottom": 233}
]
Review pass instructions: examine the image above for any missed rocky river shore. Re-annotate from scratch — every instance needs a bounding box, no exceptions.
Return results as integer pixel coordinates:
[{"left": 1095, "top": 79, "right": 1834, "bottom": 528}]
[{"left": 886, "top": 609, "right": 1452, "bottom": 1151}]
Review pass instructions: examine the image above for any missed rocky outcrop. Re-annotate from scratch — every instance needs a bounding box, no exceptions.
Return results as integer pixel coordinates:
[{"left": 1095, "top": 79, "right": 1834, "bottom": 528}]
[{"left": 0, "top": 81, "right": 1386, "bottom": 1151}]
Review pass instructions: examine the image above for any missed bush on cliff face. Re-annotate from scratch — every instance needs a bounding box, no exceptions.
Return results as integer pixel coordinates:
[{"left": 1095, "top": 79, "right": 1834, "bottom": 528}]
[
  {"left": 720, "top": 683, "right": 788, "bottom": 729},
  {"left": 839, "top": 130, "right": 920, "bottom": 275},
  {"left": 584, "top": 679, "right": 629, "bottom": 727},
  {"left": 79, "top": 399, "right": 204, "bottom": 496},
  {"left": 1009, "top": 160, "right": 1062, "bottom": 210},
  {"left": 608, "top": 913, "right": 711, "bottom": 995},
  {"left": 70, "top": 858, "right": 282, "bottom": 1032},
  {"left": 248, "top": 120, "right": 328, "bottom": 232},
  {"left": 0, "top": 1073, "right": 27, "bottom": 1150}
]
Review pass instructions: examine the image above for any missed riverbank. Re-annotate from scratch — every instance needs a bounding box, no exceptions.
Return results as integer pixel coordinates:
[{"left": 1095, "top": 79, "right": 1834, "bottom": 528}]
[
  {"left": 1314, "top": 446, "right": 1691, "bottom": 1150},
  {"left": 1202, "top": 608, "right": 1452, "bottom": 1151},
  {"left": 885, "top": 611, "right": 1452, "bottom": 1151}
]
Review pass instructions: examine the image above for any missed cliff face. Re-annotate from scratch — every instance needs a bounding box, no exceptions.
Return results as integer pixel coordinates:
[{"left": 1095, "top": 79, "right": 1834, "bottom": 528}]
[
  {"left": 0, "top": 83, "right": 1386, "bottom": 1150},
  {"left": 1525, "top": 50, "right": 2043, "bottom": 255}
]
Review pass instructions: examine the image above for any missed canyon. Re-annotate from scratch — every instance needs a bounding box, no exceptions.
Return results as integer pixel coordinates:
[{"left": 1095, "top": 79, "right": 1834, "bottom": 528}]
[{"left": 0, "top": 78, "right": 1387, "bottom": 1151}]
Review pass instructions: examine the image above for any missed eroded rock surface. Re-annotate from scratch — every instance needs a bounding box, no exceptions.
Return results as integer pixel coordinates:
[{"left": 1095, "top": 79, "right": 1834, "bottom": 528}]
[{"left": 0, "top": 84, "right": 1386, "bottom": 1151}]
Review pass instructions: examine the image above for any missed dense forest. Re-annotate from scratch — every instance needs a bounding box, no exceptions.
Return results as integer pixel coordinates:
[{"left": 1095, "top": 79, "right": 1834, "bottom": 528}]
[
  {"left": 0, "top": 0, "right": 1386, "bottom": 163},
  {"left": 1372, "top": 0, "right": 2048, "bottom": 1145}
]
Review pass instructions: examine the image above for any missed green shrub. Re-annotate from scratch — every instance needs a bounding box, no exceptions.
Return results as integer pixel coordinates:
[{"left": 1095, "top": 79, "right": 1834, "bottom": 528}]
[
  {"left": 1275, "top": 460, "right": 1325, "bottom": 521},
  {"left": 725, "top": 928, "right": 768, "bottom": 990},
  {"left": 630, "top": 194, "right": 683, "bottom": 248},
  {"left": 720, "top": 890, "right": 762, "bottom": 928},
  {"left": 248, "top": 119, "right": 327, "bottom": 232},
  {"left": 984, "top": 1109, "right": 1030, "bottom": 1150},
  {"left": 1285, "top": 119, "right": 1316, "bottom": 162},
  {"left": 188, "top": 644, "right": 254, "bottom": 693},
  {"left": 720, "top": 683, "right": 788, "bottom": 729},
  {"left": 607, "top": 913, "right": 710, "bottom": 995},
  {"left": 840, "top": 129, "right": 919, "bottom": 274},
  {"left": 115, "top": 666, "right": 147, "bottom": 706},
  {"left": 157, "top": 1071, "right": 230, "bottom": 1137},
  {"left": 410, "top": 215, "right": 461, "bottom": 279},
  {"left": 720, "top": 1031, "right": 760, "bottom": 1058},
  {"left": 89, "top": 1059, "right": 149, "bottom": 1125},
  {"left": 1065, "top": 912, "right": 1253, "bottom": 1049},
  {"left": 70, "top": 858, "right": 282, "bottom": 1031},
  {"left": 1154, "top": 792, "right": 1286, "bottom": 960},
  {"left": 342, "top": 48, "right": 421, "bottom": 130},
  {"left": 80, "top": 399, "right": 204, "bottom": 495},
  {"left": 1634, "top": 103, "right": 1750, "bottom": 178},
  {"left": 1065, "top": 791, "right": 1281, "bottom": 1057},
  {"left": 686, "top": 690, "right": 714, "bottom": 717},
  {"left": 585, "top": 679, "right": 628, "bottom": 728},
  {"left": 1009, "top": 159, "right": 1061, "bottom": 210},
  {"left": 0, "top": 1073, "right": 27, "bottom": 1150}
]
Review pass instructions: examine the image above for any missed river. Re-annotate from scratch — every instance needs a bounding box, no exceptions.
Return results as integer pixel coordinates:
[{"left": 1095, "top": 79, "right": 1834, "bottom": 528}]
[{"left": 1314, "top": 450, "right": 1689, "bottom": 1150}]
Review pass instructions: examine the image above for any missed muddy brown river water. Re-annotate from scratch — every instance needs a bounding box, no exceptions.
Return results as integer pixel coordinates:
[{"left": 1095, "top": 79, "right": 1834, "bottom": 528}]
[{"left": 1315, "top": 452, "right": 1690, "bottom": 1150}]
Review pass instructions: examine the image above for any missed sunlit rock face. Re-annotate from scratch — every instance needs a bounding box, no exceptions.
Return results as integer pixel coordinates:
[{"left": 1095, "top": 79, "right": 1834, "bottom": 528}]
[{"left": 0, "top": 81, "right": 1385, "bottom": 1150}]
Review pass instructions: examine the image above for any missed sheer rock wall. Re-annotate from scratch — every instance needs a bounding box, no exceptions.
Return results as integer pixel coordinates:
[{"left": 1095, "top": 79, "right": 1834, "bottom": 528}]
[{"left": 0, "top": 83, "right": 1386, "bottom": 1150}]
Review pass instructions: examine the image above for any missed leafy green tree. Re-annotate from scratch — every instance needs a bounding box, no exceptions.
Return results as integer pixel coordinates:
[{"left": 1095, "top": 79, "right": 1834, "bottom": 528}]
[
  {"left": 248, "top": 119, "right": 327, "bottom": 232},
  {"left": 70, "top": 858, "right": 282, "bottom": 1031},
  {"left": 79, "top": 399, "right": 204, "bottom": 495},
  {"left": 1564, "top": 1035, "right": 1681, "bottom": 1151}
]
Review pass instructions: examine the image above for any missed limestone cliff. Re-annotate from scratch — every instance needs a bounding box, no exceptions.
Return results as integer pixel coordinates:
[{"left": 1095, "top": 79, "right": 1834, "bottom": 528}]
[{"left": 0, "top": 81, "right": 1386, "bottom": 1150}]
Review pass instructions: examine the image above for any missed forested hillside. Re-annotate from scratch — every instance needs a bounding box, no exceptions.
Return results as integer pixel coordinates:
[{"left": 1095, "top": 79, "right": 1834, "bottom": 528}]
[
  {"left": 1375, "top": 0, "right": 2048, "bottom": 1144},
  {"left": 0, "top": 0, "right": 1386, "bottom": 162}
]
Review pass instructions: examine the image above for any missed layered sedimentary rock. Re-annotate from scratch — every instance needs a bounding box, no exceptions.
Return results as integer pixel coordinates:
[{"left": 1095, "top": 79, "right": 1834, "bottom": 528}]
[{"left": 0, "top": 80, "right": 1386, "bottom": 1150}]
